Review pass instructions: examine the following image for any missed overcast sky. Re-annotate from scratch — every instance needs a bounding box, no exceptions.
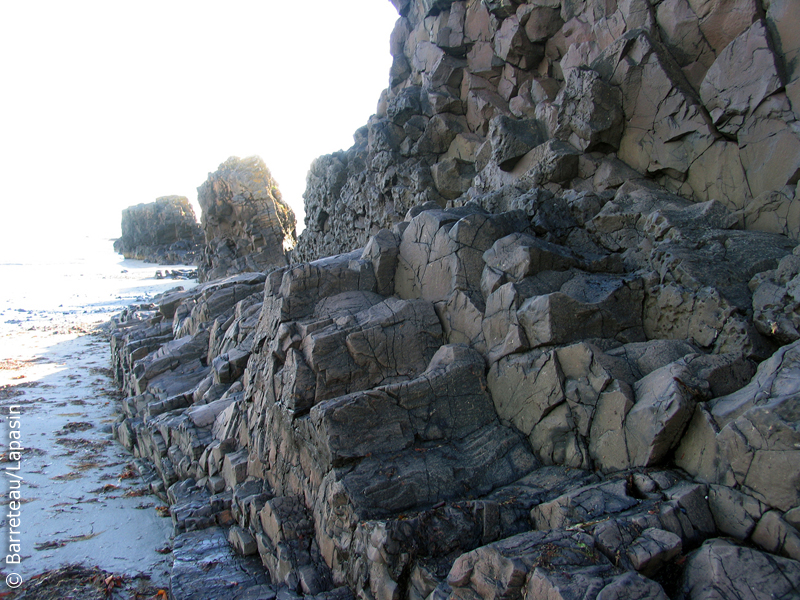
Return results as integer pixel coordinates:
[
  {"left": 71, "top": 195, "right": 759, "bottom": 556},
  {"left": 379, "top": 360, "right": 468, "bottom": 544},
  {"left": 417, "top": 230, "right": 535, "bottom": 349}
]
[{"left": 0, "top": 1, "right": 398, "bottom": 254}]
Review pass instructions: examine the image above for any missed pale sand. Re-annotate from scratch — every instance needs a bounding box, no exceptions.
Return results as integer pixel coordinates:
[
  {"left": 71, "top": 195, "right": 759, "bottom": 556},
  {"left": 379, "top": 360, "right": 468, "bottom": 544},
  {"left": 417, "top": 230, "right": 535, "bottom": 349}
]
[{"left": 0, "top": 261, "right": 198, "bottom": 590}]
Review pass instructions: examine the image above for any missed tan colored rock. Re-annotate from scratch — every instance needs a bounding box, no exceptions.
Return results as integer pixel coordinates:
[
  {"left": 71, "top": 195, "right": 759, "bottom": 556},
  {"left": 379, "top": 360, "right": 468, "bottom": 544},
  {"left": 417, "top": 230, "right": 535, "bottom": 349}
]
[
  {"left": 686, "top": 140, "right": 751, "bottom": 211},
  {"left": 464, "top": 0, "right": 495, "bottom": 43},
  {"left": 591, "top": 0, "right": 655, "bottom": 52},
  {"left": 431, "top": 158, "right": 475, "bottom": 200},
  {"left": 495, "top": 15, "right": 540, "bottom": 69},
  {"left": 676, "top": 340, "right": 800, "bottom": 511},
  {"left": 739, "top": 94, "right": 800, "bottom": 199},
  {"left": 555, "top": 67, "right": 624, "bottom": 152},
  {"left": 445, "top": 131, "right": 485, "bottom": 163},
  {"left": 466, "top": 40, "right": 503, "bottom": 76},
  {"left": 700, "top": 20, "right": 784, "bottom": 135},
  {"left": 429, "top": 3, "right": 466, "bottom": 54},
  {"left": 744, "top": 189, "right": 800, "bottom": 241},
  {"left": 655, "top": 0, "right": 715, "bottom": 72},
  {"left": 465, "top": 88, "right": 510, "bottom": 135},
  {"left": 511, "top": 139, "right": 581, "bottom": 184},
  {"left": 598, "top": 32, "right": 716, "bottom": 179},
  {"left": 687, "top": 0, "right": 758, "bottom": 54},
  {"left": 524, "top": 5, "right": 563, "bottom": 43}
]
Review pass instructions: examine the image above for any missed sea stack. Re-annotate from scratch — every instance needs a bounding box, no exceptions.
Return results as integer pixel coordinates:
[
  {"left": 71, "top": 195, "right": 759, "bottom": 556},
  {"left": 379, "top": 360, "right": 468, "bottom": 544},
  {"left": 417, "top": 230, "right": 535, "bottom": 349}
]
[
  {"left": 197, "top": 156, "right": 297, "bottom": 282},
  {"left": 114, "top": 195, "right": 203, "bottom": 265}
]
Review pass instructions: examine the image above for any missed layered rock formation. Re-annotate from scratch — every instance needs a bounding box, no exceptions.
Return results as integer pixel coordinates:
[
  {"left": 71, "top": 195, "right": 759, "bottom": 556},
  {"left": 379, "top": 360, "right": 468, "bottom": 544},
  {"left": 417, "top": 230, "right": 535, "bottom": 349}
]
[
  {"left": 109, "top": 193, "right": 799, "bottom": 599},
  {"left": 198, "top": 156, "right": 297, "bottom": 282},
  {"left": 107, "top": 1, "right": 800, "bottom": 599},
  {"left": 114, "top": 196, "right": 203, "bottom": 265},
  {"left": 294, "top": 0, "right": 800, "bottom": 263}
]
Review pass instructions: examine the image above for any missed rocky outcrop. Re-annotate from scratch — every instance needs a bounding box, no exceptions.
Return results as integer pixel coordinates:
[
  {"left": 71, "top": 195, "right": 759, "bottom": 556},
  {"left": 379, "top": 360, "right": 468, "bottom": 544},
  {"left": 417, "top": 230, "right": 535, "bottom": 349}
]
[
  {"left": 294, "top": 0, "right": 800, "bottom": 263},
  {"left": 107, "top": 1, "right": 800, "bottom": 598},
  {"left": 110, "top": 192, "right": 798, "bottom": 599},
  {"left": 198, "top": 156, "right": 297, "bottom": 282},
  {"left": 114, "top": 196, "right": 203, "bottom": 265}
]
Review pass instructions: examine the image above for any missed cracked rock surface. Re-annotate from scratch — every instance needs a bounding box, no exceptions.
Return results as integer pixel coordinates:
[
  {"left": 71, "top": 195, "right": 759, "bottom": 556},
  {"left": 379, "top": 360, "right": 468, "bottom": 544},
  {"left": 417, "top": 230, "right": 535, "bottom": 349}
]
[{"left": 107, "top": 0, "right": 800, "bottom": 598}]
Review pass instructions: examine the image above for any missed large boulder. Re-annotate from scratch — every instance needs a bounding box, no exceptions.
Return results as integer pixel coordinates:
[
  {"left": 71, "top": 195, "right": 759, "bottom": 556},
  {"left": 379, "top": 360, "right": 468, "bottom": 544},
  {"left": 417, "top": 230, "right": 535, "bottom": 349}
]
[{"left": 198, "top": 156, "right": 296, "bottom": 282}]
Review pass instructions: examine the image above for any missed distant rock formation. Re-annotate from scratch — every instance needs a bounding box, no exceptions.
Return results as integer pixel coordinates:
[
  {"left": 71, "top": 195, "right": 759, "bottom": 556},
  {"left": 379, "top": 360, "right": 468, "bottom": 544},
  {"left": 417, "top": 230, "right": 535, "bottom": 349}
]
[
  {"left": 114, "top": 196, "right": 203, "bottom": 265},
  {"left": 198, "top": 156, "right": 297, "bottom": 282},
  {"left": 294, "top": 0, "right": 800, "bottom": 263}
]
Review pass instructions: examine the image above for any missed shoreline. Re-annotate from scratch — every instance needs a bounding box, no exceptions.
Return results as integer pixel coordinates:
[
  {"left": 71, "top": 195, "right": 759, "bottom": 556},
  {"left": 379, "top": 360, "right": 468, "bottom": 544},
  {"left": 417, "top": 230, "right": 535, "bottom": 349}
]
[{"left": 0, "top": 257, "right": 199, "bottom": 597}]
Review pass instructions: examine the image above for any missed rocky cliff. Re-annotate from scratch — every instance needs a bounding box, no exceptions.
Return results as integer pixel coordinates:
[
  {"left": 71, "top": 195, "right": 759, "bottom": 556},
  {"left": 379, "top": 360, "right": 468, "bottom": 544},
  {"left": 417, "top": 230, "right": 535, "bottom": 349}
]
[
  {"left": 107, "top": 2, "right": 800, "bottom": 599},
  {"left": 114, "top": 195, "right": 203, "bottom": 265},
  {"left": 198, "top": 156, "right": 297, "bottom": 282},
  {"left": 294, "top": 0, "right": 800, "bottom": 263}
]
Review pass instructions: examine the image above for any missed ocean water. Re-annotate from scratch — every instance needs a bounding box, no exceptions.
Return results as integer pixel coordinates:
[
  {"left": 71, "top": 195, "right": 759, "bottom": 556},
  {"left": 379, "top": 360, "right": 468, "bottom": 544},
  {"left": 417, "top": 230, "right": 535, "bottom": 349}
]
[{"left": 0, "top": 234, "right": 197, "bottom": 336}]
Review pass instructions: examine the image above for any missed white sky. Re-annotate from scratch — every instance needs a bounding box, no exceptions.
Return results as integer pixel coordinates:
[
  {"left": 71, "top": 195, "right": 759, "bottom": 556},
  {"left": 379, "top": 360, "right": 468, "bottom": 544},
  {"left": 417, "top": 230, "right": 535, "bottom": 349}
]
[{"left": 0, "top": 1, "right": 399, "bottom": 255}]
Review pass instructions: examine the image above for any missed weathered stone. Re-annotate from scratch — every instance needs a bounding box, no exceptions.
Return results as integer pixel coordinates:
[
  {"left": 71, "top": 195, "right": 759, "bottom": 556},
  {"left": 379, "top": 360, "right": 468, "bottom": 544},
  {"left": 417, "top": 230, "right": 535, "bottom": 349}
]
[
  {"left": 361, "top": 229, "right": 401, "bottom": 297},
  {"left": 752, "top": 510, "right": 800, "bottom": 561},
  {"left": 517, "top": 272, "right": 645, "bottom": 348},
  {"left": 524, "top": 5, "right": 563, "bottom": 43},
  {"left": 677, "top": 340, "right": 800, "bottom": 511},
  {"left": 436, "top": 290, "right": 486, "bottom": 352},
  {"left": 488, "top": 115, "right": 546, "bottom": 171},
  {"left": 680, "top": 538, "right": 800, "bottom": 600},
  {"left": 396, "top": 207, "right": 527, "bottom": 303},
  {"left": 511, "top": 139, "right": 582, "bottom": 184},
  {"left": 626, "top": 528, "right": 682, "bottom": 577},
  {"left": 752, "top": 251, "right": 800, "bottom": 343},
  {"left": 655, "top": 0, "right": 715, "bottom": 76},
  {"left": 197, "top": 156, "right": 296, "bottom": 282},
  {"left": 625, "top": 360, "right": 707, "bottom": 467},
  {"left": 597, "top": 31, "right": 716, "bottom": 183},
  {"left": 483, "top": 233, "right": 578, "bottom": 281},
  {"left": 171, "top": 527, "right": 268, "bottom": 600},
  {"left": 738, "top": 94, "right": 800, "bottom": 200},
  {"left": 744, "top": 188, "right": 800, "bottom": 241},
  {"left": 766, "top": 0, "right": 800, "bottom": 115},
  {"left": 687, "top": 0, "right": 758, "bottom": 54},
  {"left": 707, "top": 485, "right": 766, "bottom": 541},
  {"left": 431, "top": 157, "right": 475, "bottom": 199},
  {"left": 555, "top": 67, "right": 624, "bottom": 152},
  {"left": 116, "top": 195, "right": 203, "bottom": 264},
  {"left": 494, "top": 15, "right": 541, "bottom": 69},
  {"left": 700, "top": 20, "right": 784, "bottom": 136}
]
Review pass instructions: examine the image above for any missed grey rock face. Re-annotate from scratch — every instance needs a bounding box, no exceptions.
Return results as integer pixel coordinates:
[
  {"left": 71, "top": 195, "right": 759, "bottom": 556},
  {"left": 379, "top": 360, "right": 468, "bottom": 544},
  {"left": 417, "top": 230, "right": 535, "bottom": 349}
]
[
  {"left": 198, "top": 156, "right": 296, "bottom": 282},
  {"left": 681, "top": 539, "right": 800, "bottom": 600},
  {"left": 110, "top": 189, "right": 799, "bottom": 598},
  {"left": 106, "top": 0, "right": 800, "bottom": 597},
  {"left": 115, "top": 195, "right": 203, "bottom": 264}
]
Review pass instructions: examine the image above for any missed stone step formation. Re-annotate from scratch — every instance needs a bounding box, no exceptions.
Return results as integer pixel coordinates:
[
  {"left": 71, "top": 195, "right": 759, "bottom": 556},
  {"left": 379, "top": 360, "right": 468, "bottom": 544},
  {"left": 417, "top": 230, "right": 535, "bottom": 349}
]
[{"left": 109, "top": 0, "right": 800, "bottom": 598}]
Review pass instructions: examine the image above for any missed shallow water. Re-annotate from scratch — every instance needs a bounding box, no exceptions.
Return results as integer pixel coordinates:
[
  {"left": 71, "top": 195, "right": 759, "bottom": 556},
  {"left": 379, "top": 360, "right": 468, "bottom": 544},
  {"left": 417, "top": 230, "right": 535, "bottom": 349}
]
[{"left": 0, "top": 235, "right": 197, "bottom": 335}]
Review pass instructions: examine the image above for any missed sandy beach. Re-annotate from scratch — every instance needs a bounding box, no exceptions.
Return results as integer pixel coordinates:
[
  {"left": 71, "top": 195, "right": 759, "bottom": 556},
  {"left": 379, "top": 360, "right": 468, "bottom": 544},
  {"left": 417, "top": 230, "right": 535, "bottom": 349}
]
[{"left": 0, "top": 254, "right": 197, "bottom": 598}]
